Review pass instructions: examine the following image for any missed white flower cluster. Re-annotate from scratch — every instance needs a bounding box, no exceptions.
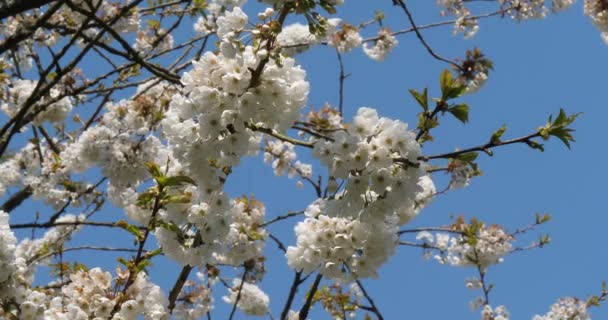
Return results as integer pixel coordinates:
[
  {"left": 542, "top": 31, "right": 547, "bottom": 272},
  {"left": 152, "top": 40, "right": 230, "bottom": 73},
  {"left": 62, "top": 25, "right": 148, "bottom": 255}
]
[
  {"left": 154, "top": 190, "right": 270, "bottom": 268},
  {"left": 328, "top": 22, "right": 362, "bottom": 53},
  {"left": 552, "top": 0, "right": 576, "bottom": 11},
  {"left": 277, "top": 23, "right": 318, "bottom": 56},
  {"left": 216, "top": 7, "right": 248, "bottom": 39},
  {"left": 1, "top": 79, "right": 73, "bottom": 125},
  {"left": 62, "top": 125, "right": 164, "bottom": 188},
  {"left": 133, "top": 28, "right": 174, "bottom": 53},
  {"left": 172, "top": 272, "right": 214, "bottom": 320},
  {"left": 215, "top": 197, "right": 268, "bottom": 266},
  {"left": 363, "top": 28, "right": 399, "bottom": 61},
  {"left": 287, "top": 107, "right": 435, "bottom": 280},
  {"left": 1, "top": 16, "right": 37, "bottom": 70},
  {"left": 0, "top": 214, "right": 85, "bottom": 318},
  {"left": 438, "top": 0, "right": 470, "bottom": 17},
  {"left": 499, "top": 0, "right": 548, "bottom": 20},
  {"left": 62, "top": 81, "right": 177, "bottom": 190},
  {"left": 148, "top": 14, "right": 308, "bottom": 266},
  {"left": 222, "top": 279, "right": 270, "bottom": 316},
  {"left": 0, "top": 210, "right": 17, "bottom": 284},
  {"left": 278, "top": 18, "right": 361, "bottom": 55},
  {"left": 155, "top": 190, "right": 234, "bottom": 266},
  {"left": 532, "top": 297, "right": 590, "bottom": 320},
  {"left": 0, "top": 143, "right": 35, "bottom": 197},
  {"left": 287, "top": 214, "right": 398, "bottom": 279},
  {"left": 0, "top": 81, "right": 174, "bottom": 208},
  {"left": 41, "top": 268, "right": 167, "bottom": 320},
  {"left": 162, "top": 43, "right": 308, "bottom": 190},
  {"left": 418, "top": 224, "right": 513, "bottom": 269},
  {"left": 264, "top": 140, "right": 312, "bottom": 181},
  {"left": 103, "top": 2, "right": 140, "bottom": 33},
  {"left": 482, "top": 305, "right": 510, "bottom": 320},
  {"left": 454, "top": 15, "right": 479, "bottom": 39},
  {"left": 449, "top": 160, "right": 472, "bottom": 189},
  {"left": 262, "top": 0, "right": 344, "bottom": 5},
  {"left": 584, "top": 0, "right": 608, "bottom": 43},
  {"left": 56, "top": 0, "right": 141, "bottom": 46}
]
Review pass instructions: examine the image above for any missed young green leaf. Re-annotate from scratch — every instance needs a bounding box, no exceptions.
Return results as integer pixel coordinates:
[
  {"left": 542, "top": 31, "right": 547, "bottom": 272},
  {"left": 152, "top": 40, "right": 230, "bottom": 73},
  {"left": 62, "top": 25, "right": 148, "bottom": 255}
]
[
  {"left": 449, "top": 103, "right": 469, "bottom": 124},
  {"left": 409, "top": 88, "right": 428, "bottom": 111},
  {"left": 491, "top": 125, "right": 507, "bottom": 144}
]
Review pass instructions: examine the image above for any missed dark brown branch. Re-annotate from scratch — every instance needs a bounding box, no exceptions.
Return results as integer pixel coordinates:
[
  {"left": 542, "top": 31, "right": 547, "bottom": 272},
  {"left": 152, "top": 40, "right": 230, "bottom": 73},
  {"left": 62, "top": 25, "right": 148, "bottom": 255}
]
[
  {"left": 268, "top": 233, "right": 287, "bottom": 253},
  {"left": 168, "top": 265, "right": 193, "bottom": 312},
  {"left": 392, "top": 0, "right": 459, "bottom": 67},
  {"left": 63, "top": 0, "right": 181, "bottom": 84},
  {"left": 336, "top": 49, "right": 348, "bottom": 115},
  {"left": 354, "top": 279, "right": 384, "bottom": 320},
  {"left": 260, "top": 210, "right": 304, "bottom": 228},
  {"left": 280, "top": 271, "right": 304, "bottom": 320},
  {"left": 10, "top": 220, "right": 132, "bottom": 229},
  {"left": 1, "top": 186, "right": 33, "bottom": 213},
  {"left": 247, "top": 4, "right": 291, "bottom": 88},
  {"left": 0, "top": 1, "right": 63, "bottom": 54},
  {"left": 228, "top": 269, "right": 249, "bottom": 320},
  {"left": 0, "top": 0, "right": 56, "bottom": 20},
  {"left": 299, "top": 273, "right": 323, "bottom": 320},
  {"left": 418, "top": 131, "right": 542, "bottom": 161},
  {"left": 0, "top": 1, "right": 103, "bottom": 158}
]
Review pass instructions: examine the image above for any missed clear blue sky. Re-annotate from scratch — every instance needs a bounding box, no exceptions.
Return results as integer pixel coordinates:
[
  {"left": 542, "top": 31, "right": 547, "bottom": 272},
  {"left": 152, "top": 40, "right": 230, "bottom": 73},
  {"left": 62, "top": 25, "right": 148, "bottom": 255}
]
[{"left": 9, "top": 0, "right": 608, "bottom": 319}]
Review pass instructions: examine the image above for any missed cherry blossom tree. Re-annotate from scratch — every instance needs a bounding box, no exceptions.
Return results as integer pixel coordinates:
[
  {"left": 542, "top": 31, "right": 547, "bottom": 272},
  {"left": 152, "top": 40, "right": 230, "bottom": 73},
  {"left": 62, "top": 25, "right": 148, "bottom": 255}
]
[{"left": 0, "top": 0, "right": 605, "bottom": 319}]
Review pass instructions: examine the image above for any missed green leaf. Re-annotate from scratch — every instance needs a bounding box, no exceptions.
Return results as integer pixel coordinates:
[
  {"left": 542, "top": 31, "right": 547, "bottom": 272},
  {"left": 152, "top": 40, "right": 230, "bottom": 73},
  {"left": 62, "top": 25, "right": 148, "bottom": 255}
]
[
  {"left": 164, "top": 175, "right": 197, "bottom": 187},
  {"left": 164, "top": 193, "right": 193, "bottom": 204},
  {"left": 443, "top": 85, "right": 467, "bottom": 100},
  {"left": 449, "top": 103, "right": 469, "bottom": 124},
  {"left": 72, "top": 262, "right": 89, "bottom": 273},
  {"left": 526, "top": 140, "right": 545, "bottom": 152},
  {"left": 146, "top": 248, "right": 163, "bottom": 259},
  {"left": 156, "top": 221, "right": 181, "bottom": 234},
  {"left": 117, "top": 257, "right": 130, "bottom": 267},
  {"left": 193, "top": 0, "right": 206, "bottom": 8},
  {"left": 439, "top": 69, "right": 453, "bottom": 95},
  {"left": 549, "top": 127, "right": 576, "bottom": 149},
  {"left": 539, "top": 234, "right": 551, "bottom": 246},
  {"left": 126, "top": 225, "right": 143, "bottom": 239},
  {"left": 535, "top": 212, "right": 551, "bottom": 224},
  {"left": 136, "top": 189, "right": 156, "bottom": 207},
  {"left": 144, "top": 162, "right": 163, "bottom": 179},
  {"left": 409, "top": 88, "right": 428, "bottom": 111},
  {"left": 540, "top": 108, "right": 580, "bottom": 149},
  {"left": 491, "top": 125, "right": 507, "bottom": 144},
  {"left": 135, "top": 260, "right": 152, "bottom": 273},
  {"left": 147, "top": 19, "right": 161, "bottom": 30},
  {"left": 588, "top": 296, "right": 601, "bottom": 307}
]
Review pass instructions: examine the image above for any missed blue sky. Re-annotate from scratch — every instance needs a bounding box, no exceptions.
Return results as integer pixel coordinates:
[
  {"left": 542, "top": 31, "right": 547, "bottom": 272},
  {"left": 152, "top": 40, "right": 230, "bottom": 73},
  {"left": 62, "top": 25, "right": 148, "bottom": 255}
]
[{"left": 8, "top": 0, "right": 608, "bottom": 319}]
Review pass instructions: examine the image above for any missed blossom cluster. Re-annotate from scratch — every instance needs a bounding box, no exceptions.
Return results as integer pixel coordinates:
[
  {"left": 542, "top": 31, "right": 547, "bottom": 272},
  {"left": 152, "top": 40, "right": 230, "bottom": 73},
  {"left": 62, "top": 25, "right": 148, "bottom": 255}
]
[
  {"left": 417, "top": 223, "right": 514, "bottom": 269},
  {"left": 0, "top": 0, "right": 599, "bottom": 319},
  {"left": 1, "top": 79, "right": 73, "bottom": 125},
  {"left": 222, "top": 279, "right": 270, "bottom": 316},
  {"left": 481, "top": 305, "right": 510, "bottom": 320},
  {"left": 263, "top": 139, "right": 313, "bottom": 183},
  {"left": 363, "top": 28, "right": 399, "bottom": 61},
  {"left": 17, "top": 268, "right": 168, "bottom": 320},
  {"left": 532, "top": 297, "right": 590, "bottom": 320},
  {"left": 584, "top": 0, "right": 608, "bottom": 42},
  {"left": 0, "top": 210, "right": 16, "bottom": 284},
  {"left": 0, "top": 214, "right": 86, "bottom": 319},
  {"left": 287, "top": 107, "right": 436, "bottom": 280},
  {"left": 172, "top": 272, "right": 214, "bottom": 320}
]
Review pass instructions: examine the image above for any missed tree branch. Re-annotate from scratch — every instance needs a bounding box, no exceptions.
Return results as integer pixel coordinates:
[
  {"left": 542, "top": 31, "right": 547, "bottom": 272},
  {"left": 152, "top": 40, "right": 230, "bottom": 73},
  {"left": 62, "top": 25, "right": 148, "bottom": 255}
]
[{"left": 0, "top": 0, "right": 56, "bottom": 20}]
